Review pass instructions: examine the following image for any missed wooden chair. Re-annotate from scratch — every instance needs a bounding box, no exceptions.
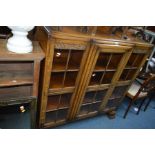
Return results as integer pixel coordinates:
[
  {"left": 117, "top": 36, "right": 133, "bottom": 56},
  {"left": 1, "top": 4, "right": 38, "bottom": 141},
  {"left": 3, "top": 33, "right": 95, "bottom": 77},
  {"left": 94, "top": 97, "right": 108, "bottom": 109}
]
[{"left": 123, "top": 74, "right": 155, "bottom": 118}]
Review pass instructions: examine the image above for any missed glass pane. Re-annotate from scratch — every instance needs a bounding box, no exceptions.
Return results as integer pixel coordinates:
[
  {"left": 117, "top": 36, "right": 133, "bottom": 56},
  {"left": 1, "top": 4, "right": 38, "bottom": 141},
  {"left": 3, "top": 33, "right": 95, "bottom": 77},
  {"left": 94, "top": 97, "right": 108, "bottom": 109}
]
[
  {"left": 49, "top": 72, "right": 64, "bottom": 89},
  {"left": 108, "top": 54, "right": 122, "bottom": 69},
  {"left": 52, "top": 49, "right": 69, "bottom": 70},
  {"left": 89, "top": 102, "right": 101, "bottom": 112},
  {"left": 64, "top": 71, "right": 78, "bottom": 87},
  {"left": 79, "top": 104, "right": 89, "bottom": 115},
  {"left": 45, "top": 111, "right": 56, "bottom": 123},
  {"left": 95, "top": 53, "right": 110, "bottom": 70},
  {"left": 126, "top": 53, "right": 145, "bottom": 68},
  {"left": 119, "top": 69, "right": 128, "bottom": 81},
  {"left": 59, "top": 93, "right": 72, "bottom": 108},
  {"left": 106, "top": 98, "right": 121, "bottom": 108},
  {"left": 102, "top": 71, "right": 115, "bottom": 84},
  {"left": 111, "top": 86, "right": 128, "bottom": 99},
  {"left": 126, "top": 69, "right": 137, "bottom": 80},
  {"left": 83, "top": 91, "right": 96, "bottom": 104},
  {"left": 95, "top": 90, "right": 107, "bottom": 101},
  {"left": 119, "top": 69, "right": 137, "bottom": 81},
  {"left": 134, "top": 54, "right": 145, "bottom": 67},
  {"left": 56, "top": 109, "right": 68, "bottom": 121},
  {"left": 68, "top": 50, "right": 83, "bottom": 69},
  {"left": 89, "top": 72, "right": 103, "bottom": 85},
  {"left": 46, "top": 95, "right": 60, "bottom": 111}
]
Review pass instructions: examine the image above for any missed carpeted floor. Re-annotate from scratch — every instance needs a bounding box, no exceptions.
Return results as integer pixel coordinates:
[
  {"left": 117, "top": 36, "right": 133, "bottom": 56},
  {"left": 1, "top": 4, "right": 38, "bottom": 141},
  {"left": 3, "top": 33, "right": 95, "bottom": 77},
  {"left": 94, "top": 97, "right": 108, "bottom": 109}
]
[
  {"left": 0, "top": 97, "right": 155, "bottom": 129},
  {"left": 56, "top": 97, "right": 155, "bottom": 129}
]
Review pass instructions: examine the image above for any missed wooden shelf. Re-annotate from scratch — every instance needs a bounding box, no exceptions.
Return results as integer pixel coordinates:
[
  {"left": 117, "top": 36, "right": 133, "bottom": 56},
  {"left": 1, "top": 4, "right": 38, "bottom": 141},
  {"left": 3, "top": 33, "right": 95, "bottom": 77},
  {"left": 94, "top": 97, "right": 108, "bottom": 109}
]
[
  {"left": 94, "top": 67, "right": 116, "bottom": 72},
  {"left": 125, "top": 66, "right": 138, "bottom": 70},
  {"left": 48, "top": 87, "right": 74, "bottom": 95},
  {"left": 0, "top": 77, "right": 33, "bottom": 87},
  {"left": 52, "top": 63, "right": 66, "bottom": 71},
  {"left": 87, "top": 84, "right": 110, "bottom": 91},
  {"left": 52, "top": 69, "right": 79, "bottom": 72}
]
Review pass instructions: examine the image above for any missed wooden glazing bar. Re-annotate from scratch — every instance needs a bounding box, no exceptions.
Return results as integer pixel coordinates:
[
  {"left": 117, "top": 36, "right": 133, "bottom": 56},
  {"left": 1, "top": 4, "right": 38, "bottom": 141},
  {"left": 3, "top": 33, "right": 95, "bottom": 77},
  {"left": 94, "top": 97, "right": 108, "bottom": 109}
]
[
  {"left": 67, "top": 44, "right": 98, "bottom": 120},
  {"left": 61, "top": 49, "right": 72, "bottom": 88}
]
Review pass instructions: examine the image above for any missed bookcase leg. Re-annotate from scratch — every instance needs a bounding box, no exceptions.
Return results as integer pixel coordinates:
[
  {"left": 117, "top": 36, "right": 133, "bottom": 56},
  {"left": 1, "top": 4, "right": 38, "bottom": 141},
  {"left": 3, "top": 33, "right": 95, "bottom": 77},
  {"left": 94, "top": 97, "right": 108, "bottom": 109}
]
[{"left": 107, "top": 110, "right": 116, "bottom": 119}]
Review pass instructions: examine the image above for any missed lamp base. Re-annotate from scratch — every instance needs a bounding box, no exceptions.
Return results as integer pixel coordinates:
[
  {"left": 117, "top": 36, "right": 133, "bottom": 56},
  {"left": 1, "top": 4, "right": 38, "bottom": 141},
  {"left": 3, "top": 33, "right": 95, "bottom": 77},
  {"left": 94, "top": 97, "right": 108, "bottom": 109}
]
[{"left": 7, "top": 27, "right": 34, "bottom": 54}]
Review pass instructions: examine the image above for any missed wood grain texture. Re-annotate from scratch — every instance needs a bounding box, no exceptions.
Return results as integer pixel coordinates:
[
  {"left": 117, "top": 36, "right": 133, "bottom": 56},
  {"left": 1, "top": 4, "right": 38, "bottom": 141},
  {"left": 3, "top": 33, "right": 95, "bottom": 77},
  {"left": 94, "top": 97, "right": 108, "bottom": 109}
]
[
  {"left": 36, "top": 26, "right": 153, "bottom": 128},
  {"left": 0, "top": 39, "right": 44, "bottom": 128}
]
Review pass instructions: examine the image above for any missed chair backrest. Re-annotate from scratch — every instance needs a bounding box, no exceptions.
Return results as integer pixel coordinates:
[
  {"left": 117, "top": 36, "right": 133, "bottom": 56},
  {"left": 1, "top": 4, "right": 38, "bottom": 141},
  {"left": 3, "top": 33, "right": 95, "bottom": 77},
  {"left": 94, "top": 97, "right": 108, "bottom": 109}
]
[{"left": 134, "top": 74, "right": 155, "bottom": 99}]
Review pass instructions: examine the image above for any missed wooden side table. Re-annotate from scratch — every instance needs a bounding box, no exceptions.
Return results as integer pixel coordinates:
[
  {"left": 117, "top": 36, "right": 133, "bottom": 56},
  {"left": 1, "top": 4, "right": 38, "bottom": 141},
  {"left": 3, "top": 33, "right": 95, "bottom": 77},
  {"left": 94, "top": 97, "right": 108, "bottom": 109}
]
[{"left": 0, "top": 39, "right": 44, "bottom": 129}]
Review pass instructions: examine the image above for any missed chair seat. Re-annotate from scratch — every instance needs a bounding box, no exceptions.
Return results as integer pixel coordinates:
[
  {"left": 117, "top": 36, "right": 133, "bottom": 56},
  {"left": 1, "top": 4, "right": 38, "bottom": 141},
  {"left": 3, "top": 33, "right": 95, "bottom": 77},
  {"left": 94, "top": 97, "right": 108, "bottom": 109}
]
[{"left": 127, "top": 81, "right": 147, "bottom": 99}]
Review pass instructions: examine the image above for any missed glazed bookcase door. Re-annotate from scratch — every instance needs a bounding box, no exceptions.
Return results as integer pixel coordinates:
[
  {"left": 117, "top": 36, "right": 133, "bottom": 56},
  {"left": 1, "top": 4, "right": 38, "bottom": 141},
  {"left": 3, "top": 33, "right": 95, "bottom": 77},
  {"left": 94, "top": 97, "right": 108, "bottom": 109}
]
[
  {"left": 78, "top": 44, "right": 133, "bottom": 118},
  {"left": 119, "top": 47, "right": 150, "bottom": 82},
  {"left": 68, "top": 42, "right": 133, "bottom": 120},
  {"left": 43, "top": 39, "right": 89, "bottom": 128},
  {"left": 105, "top": 45, "right": 152, "bottom": 110}
]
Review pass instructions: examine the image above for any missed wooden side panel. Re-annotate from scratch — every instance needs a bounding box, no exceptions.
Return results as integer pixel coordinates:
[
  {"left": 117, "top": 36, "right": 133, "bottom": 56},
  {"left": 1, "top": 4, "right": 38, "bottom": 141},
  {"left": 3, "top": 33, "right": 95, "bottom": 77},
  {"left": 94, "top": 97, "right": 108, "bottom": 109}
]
[
  {"left": 32, "top": 60, "right": 41, "bottom": 97},
  {"left": 39, "top": 39, "right": 55, "bottom": 126}
]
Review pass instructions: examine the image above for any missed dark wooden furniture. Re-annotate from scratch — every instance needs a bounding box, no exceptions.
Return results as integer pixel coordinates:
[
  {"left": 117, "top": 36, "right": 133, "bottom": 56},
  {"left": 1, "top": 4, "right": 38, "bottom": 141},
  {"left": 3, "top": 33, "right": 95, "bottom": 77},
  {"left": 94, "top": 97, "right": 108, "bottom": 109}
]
[
  {"left": 0, "top": 27, "right": 11, "bottom": 39},
  {"left": 0, "top": 97, "right": 36, "bottom": 128},
  {"left": 0, "top": 39, "right": 44, "bottom": 128},
  {"left": 123, "top": 74, "right": 155, "bottom": 118},
  {"left": 36, "top": 26, "right": 153, "bottom": 128}
]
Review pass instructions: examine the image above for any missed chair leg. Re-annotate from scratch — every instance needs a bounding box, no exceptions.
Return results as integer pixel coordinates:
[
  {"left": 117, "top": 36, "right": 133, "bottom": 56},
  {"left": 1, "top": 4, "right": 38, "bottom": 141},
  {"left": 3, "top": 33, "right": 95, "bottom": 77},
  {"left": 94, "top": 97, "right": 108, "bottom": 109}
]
[
  {"left": 123, "top": 100, "right": 134, "bottom": 119},
  {"left": 144, "top": 95, "right": 154, "bottom": 112},
  {"left": 137, "top": 98, "right": 146, "bottom": 115}
]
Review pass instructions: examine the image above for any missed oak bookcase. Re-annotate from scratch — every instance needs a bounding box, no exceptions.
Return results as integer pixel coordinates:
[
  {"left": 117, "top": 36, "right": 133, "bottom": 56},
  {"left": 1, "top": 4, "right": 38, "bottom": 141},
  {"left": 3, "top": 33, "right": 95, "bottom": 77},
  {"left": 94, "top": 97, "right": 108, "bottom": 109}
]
[{"left": 36, "top": 26, "right": 153, "bottom": 128}]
